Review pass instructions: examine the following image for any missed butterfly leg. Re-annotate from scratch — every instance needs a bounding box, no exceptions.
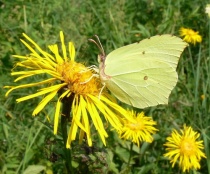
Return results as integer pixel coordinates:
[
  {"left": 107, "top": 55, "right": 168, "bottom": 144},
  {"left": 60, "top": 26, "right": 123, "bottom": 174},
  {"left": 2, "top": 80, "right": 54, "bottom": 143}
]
[
  {"left": 98, "top": 83, "right": 106, "bottom": 100},
  {"left": 88, "top": 65, "right": 99, "bottom": 73},
  {"left": 80, "top": 74, "right": 99, "bottom": 84}
]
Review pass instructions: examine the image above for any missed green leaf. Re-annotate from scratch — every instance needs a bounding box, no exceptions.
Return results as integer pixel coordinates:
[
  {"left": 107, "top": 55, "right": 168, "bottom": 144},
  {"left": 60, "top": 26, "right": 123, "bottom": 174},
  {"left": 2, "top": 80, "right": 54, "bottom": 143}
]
[{"left": 23, "top": 165, "right": 46, "bottom": 174}]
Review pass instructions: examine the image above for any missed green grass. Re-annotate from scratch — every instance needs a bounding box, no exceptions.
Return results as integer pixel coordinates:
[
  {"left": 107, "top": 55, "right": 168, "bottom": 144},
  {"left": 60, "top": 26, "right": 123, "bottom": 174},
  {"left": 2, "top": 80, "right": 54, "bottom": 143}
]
[{"left": 0, "top": 0, "right": 210, "bottom": 173}]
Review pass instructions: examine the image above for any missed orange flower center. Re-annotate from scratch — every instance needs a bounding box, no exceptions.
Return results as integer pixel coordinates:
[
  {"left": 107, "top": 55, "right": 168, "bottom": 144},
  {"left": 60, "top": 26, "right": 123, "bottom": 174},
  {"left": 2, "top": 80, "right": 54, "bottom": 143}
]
[
  {"left": 187, "top": 30, "right": 196, "bottom": 36},
  {"left": 127, "top": 121, "right": 143, "bottom": 130},
  {"left": 56, "top": 61, "right": 101, "bottom": 95},
  {"left": 180, "top": 138, "right": 195, "bottom": 156}
]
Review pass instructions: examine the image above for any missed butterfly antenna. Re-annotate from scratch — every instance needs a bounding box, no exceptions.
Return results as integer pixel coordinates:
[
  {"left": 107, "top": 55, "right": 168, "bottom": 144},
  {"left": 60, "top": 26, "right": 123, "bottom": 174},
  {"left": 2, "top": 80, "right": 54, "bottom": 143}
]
[
  {"left": 94, "top": 35, "right": 105, "bottom": 56},
  {"left": 88, "top": 35, "right": 105, "bottom": 56}
]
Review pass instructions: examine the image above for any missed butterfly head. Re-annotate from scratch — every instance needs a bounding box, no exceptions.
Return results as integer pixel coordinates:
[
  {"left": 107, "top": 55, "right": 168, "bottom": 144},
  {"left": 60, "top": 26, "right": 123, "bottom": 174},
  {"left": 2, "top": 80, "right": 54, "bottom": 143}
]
[
  {"left": 98, "top": 54, "right": 106, "bottom": 64},
  {"left": 89, "top": 35, "right": 111, "bottom": 82}
]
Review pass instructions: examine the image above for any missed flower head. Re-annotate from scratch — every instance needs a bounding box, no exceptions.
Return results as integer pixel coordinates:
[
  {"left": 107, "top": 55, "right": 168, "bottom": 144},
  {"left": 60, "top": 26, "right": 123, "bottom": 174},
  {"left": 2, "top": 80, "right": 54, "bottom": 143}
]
[
  {"left": 200, "top": 94, "right": 205, "bottom": 101},
  {"left": 5, "top": 31, "right": 131, "bottom": 148},
  {"left": 164, "top": 125, "right": 206, "bottom": 172},
  {"left": 180, "top": 27, "right": 202, "bottom": 45},
  {"left": 117, "top": 111, "right": 158, "bottom": 146}
]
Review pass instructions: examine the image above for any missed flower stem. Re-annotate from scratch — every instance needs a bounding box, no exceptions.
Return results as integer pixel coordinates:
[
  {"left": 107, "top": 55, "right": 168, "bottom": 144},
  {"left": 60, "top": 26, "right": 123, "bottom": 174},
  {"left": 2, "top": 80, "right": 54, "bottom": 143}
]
[
  {"left": 127, "top": 142, "right": 133, "bottom": 167},
  {"left": 61, "top": 94, "right": 74, "bottom": 174},
  {"left": 194, "top": 44, "right": 201, "bottom": 121},
  {"left": 188, "top": 46, "right": 195, "bottom": 78}
]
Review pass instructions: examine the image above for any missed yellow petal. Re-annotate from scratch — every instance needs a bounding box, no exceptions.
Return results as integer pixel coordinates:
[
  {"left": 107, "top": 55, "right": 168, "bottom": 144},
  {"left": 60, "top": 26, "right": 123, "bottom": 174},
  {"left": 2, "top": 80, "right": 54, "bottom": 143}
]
[
  {"left": 60, "top": 31, "right": 67, "bottom": 61},
  {"left": 16, "top": 83, "right": 66, "bottom": 102},
  {"left": 69, "top": 42, "right": 75, "bottom": 61},
  {"left": 33, "top": 90, "right": 57, "bottom": 115}
]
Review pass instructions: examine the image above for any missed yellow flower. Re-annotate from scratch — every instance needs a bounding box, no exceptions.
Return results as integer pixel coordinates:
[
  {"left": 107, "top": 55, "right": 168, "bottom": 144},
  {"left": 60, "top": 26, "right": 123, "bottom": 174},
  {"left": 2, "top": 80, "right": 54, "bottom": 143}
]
[
  {"left": 118, "top": 111, "right": 158, "bottom": 146},
  {"left": 5, "top": 31, "right": 131, "bottom": 148},
  {"left": 180, "top": 27, "right": 202, "bottom": 45},
  {"left": 164, "top": 125, "right": 206, "bottom": 172},
  {"left": 200, "top": 94, "right": 205, "bottom": 100}
]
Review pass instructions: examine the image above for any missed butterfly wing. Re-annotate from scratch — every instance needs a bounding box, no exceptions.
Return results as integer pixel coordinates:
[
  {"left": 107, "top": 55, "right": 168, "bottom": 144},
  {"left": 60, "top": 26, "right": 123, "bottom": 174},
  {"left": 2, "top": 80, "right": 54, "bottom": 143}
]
[{"left": 102, "top": 35, "right": 187, "bottom": 108}]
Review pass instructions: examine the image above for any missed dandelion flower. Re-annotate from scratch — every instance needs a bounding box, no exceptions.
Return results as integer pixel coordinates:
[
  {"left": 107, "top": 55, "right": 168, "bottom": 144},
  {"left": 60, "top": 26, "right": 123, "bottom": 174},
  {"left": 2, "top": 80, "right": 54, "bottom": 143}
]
[
  {"left": 180, "top": 27, "right": 202, "bottom": 45},
  {"left": 164, "top": 125, "right": 206, "bottom": 172},
  {"left": 5, "top": 31, "right": 131, "bottom": 148},
  {"left": 118, "top": 111, "right": 158, "bottom": 146}
]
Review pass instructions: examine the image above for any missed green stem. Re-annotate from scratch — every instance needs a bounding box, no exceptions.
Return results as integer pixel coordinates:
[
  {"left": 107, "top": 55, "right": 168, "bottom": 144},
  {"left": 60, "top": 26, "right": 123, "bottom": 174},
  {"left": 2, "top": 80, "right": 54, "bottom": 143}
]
[
  {"left": 209, "top": 18, "right": 210, "bottom": 60},
  {"left": 127, "top": 142, "right": 133, "bottom": 167},
  {"left": 188, "top": 46, "right": 197, "bottom": 120},
  {"left": 194, "top": 44, "right": 201, "bottom": 100},
  {"left": 194, "top": 44, "right": 202, "bottom": 122},
  {"left": 61, "top": 94, "right": 74, "bottom": 174},
  {"left": 188, "top": 46, "right": 195, "bottom": 77}
]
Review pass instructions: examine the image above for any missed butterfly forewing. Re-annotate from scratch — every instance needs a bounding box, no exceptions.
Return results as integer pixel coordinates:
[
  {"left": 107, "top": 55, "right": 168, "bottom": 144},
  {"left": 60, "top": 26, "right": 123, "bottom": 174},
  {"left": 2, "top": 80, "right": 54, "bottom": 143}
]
[{"left": 105, "top": 35, "right": 187, "bottom": 70}]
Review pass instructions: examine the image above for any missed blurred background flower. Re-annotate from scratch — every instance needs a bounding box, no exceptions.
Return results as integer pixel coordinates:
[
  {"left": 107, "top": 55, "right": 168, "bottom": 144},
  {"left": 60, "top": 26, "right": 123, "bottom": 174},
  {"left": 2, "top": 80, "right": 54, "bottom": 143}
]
[
  {"left": 205, "top": 4, "right": 210, "bottom": 17},
  {"left": 180, "top": 27, "right": 202, "bottom": 45}
]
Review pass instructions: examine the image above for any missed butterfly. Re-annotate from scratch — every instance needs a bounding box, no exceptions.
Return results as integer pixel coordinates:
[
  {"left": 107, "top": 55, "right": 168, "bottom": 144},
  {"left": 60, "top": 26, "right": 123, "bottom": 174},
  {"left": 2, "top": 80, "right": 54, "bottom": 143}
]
[{"left": 90, "top": 35, "right": 187, "bottom": 109}]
